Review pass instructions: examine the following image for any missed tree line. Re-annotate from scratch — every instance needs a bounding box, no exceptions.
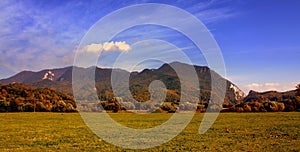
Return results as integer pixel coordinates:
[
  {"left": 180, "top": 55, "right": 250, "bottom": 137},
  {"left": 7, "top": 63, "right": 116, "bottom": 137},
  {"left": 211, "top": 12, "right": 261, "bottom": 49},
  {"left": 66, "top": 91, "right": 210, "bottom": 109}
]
[
  {"left": 0, "top": 83, "right": 76, "bottom": 112},
  {"left": 1, "top": 83, "right": 300, "bottom": 113}
]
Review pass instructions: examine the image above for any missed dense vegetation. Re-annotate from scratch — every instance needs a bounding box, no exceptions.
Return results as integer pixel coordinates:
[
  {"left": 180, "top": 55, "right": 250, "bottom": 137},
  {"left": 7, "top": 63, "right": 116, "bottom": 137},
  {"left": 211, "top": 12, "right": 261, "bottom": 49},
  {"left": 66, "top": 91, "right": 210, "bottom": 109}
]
[
  {"left": 77, "top": 83, "right": 300, "bottom": 113},
  {"left": 1, "top": 82, "right": 300, "bottom": 113},
  {"left": 229, "top": 86, "right": 300, "bottom": 112},
  {"left": 0, "top": 83, "right": 76, "bottom": 112}
]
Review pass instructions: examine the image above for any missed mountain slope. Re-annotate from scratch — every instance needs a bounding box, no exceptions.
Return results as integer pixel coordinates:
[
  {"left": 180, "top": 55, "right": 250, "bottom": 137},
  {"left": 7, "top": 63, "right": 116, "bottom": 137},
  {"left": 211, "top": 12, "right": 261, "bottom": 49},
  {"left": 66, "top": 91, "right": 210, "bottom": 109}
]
[
  {"left": 244, "top": 90, "right": 296, "bottom": 103},
  {"left": 0, "top": 67, "right": 72, "bottom": 84},
  {"left": 0, "top": 62, "right": 245, "bottom": 105}
]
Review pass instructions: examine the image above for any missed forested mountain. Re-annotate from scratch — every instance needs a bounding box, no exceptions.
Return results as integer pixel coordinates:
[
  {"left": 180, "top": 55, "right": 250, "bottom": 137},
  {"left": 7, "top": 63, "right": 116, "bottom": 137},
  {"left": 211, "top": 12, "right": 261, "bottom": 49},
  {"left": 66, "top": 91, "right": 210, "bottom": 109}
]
[
  {"left": 0, "top": 62, "right": 245, "bottom": 106},
  {"left": 1, "top": 62, "right": 299, "bottom": 113}
]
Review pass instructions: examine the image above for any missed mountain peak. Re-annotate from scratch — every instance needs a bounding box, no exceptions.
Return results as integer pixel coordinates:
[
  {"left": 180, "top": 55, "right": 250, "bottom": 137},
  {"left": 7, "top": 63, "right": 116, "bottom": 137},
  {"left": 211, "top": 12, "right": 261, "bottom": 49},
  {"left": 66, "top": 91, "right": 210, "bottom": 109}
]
[
  {"left": 230, "top": 84, "right": 246, "bottom": 100},
  {"left": 0, "top": 62, "right": 246, "bottom": 105}
]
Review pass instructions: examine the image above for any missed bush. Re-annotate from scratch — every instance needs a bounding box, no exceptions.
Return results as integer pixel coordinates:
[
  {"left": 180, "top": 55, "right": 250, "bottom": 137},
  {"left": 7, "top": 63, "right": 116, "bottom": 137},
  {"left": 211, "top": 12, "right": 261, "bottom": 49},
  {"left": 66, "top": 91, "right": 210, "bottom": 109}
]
[
  {"left": 269, "top": 101, "right": 278, "bottom": 112},
  {"left": 249, "top": 102, "right": 262, "bottom": 112},
  {"left": 277, "top": 102, "right": 285, "bottom": 112},
  {"left": 296, "top": 84, "right": 300, "bottom": 96},
  {"left": 283, "top": 99, "right": 295, "bottom": 112},
  {"left": 229, "top": 104, "right": 243, "bottom": 112},
  {"left": 243, "top": 104, "right": 252, "bottom": 112},
  {"left": 197, "top": 104, "right": 206, "bottom": 112},
  {"left": 161, "top": 102, "right": 177, "bottom": 113}
]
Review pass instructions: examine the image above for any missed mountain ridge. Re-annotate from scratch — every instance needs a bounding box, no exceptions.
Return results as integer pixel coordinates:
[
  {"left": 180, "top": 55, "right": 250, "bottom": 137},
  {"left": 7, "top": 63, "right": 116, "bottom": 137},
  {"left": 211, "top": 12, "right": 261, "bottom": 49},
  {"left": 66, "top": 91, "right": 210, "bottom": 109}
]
[
  {"left": 0, "top": 62, "right": 246, "bottom": 106},
  {"left": 1, "top": 62, "right": 299, "bottom": 112}
]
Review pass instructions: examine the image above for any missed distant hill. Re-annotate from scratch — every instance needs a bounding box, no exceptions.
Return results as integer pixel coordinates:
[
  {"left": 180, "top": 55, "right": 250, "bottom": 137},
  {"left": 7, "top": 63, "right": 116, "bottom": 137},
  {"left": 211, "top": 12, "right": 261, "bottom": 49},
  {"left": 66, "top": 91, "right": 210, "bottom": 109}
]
[
  {"left": 0, "top": 62, "right": 245, "bottom": 107},
  {"left": 244, "top": 90, "right": 296, "bottom": 103},
  {"left": 0, "top": 62, "right": 299, "bottom": 112},
  {"left": 0, "top": 67, "right": 72, "bottom": 84},
  {"left": 229, "top": 89, "right": 300, "bottom": 112}
]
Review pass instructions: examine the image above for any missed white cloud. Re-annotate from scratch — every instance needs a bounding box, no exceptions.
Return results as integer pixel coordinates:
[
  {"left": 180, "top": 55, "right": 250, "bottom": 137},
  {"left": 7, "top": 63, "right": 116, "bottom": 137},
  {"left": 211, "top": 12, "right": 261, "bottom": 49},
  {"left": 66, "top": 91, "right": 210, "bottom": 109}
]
[
  {"left": 265, "top": 83, "right": 280, "bottom": 87},
  {"left": 246, "top": 83, "right": 262, "bottom": 88},
  {"left": 243, "top": 82, "right": 297, "bottom": 93},
  {"left": 103, "top": 42, "right": 116, "bottom": 51},
  {"left": 79, "top": 41, "right": 131, "bottom": 53},
  {"left": 82, "top": 43, "right": 103, "bottom": 53},
  {"left": 115, "top": 41, "right": 132, "bottom": 52}
]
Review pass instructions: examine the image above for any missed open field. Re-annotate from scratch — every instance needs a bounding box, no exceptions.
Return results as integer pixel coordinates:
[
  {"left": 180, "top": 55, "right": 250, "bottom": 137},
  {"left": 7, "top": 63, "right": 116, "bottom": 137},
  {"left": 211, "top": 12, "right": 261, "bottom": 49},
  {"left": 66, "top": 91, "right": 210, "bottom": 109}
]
[{"left": 0, "top": 112, "right": 300, "bottom": 151}]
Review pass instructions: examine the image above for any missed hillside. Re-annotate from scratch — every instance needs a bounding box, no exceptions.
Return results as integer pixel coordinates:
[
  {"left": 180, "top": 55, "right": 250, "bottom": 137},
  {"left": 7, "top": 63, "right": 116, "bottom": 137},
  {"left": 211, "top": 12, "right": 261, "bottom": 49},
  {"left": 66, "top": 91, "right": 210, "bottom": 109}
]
[
  {"left": 1, "top": 62, "right": 300, "bottom": 113},
  {"left": 0, "top": 66, "right": 72, "bottom": 84},
  {"left": 230, "top": 89, "right": 300, "bottom": 112},
  {"left": 0, "top": 62, "right": 245, "bottom": 107}
]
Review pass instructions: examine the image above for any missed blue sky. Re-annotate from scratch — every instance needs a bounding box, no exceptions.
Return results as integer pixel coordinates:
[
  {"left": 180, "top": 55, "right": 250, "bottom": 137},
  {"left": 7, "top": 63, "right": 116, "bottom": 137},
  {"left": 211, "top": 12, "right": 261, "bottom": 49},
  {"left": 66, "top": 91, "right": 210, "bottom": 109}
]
[{"left": 0, "top": 0, "right": 299, "bottom": 93}]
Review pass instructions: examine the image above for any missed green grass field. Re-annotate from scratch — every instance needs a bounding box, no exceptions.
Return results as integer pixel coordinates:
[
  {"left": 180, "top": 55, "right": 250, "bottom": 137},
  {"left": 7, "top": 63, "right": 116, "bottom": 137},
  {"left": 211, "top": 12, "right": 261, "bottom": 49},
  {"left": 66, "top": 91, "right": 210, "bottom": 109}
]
[{"left": 0, "top": 112, "right": 300, "bottom": 151}]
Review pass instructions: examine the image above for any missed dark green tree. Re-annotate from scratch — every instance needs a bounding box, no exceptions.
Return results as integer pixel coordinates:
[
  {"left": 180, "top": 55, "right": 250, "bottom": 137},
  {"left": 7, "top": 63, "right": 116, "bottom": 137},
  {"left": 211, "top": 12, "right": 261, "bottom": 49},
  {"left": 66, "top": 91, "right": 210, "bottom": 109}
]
[{"left": 296, "top": 84, "right": 300, "bottom": 96}]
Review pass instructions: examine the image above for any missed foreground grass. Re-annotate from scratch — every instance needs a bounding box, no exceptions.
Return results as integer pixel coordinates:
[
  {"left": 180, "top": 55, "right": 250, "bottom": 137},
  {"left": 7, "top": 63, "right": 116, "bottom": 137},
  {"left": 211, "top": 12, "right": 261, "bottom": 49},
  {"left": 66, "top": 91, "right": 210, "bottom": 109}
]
[{"left": 0, "top": 112, "right": 299, "bottom": 151}]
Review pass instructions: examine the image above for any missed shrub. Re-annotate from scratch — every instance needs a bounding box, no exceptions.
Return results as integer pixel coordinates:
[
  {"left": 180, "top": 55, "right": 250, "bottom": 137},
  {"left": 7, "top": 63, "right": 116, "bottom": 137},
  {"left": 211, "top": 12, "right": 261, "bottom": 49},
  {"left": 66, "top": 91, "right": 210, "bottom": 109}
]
[
  {"left": 284, "top": 104, "right": 295, "bottom": 112},
  {"left": 236, "top": 107, "right": 244, "bottom": 112},
  {"left": 295, "top": 96, "right": 300, "bottom": 110},
  {"left": 249, "top": 102, "right": 262, "bottom": 112},
  {"left": 161, "top": 102, "right": 177, "bottom": 113},
  {"left": 296, "top": 84, "right": 300, "bottom": 96},
  {"left": 263, "top": 102, "right": 270, "bottom": 111},
  {"left": 197, "top": 104, "right": 206, "bottom": 112},
  {"left": 229, "top": 104, "right": 244, "bottom": 112},
  {"left": 269, "top": 101, "right": 278, "bottom": 112},
  {"left": 283, "top": 99, "right": 295, "bottom": 112},
  {"left": 243, "top": 104, "right": 252, "bottom": 112}
]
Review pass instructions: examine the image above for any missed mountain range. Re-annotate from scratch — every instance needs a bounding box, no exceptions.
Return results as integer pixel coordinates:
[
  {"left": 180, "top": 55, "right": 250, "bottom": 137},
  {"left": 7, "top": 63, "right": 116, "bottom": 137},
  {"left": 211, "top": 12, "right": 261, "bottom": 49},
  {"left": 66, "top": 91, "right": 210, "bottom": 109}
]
[
  {"left": 0, "top": 62, "right": 244, "bottom": 104},
  {"left": 0, "top": 62, "right": 299, "bottom": 112}
]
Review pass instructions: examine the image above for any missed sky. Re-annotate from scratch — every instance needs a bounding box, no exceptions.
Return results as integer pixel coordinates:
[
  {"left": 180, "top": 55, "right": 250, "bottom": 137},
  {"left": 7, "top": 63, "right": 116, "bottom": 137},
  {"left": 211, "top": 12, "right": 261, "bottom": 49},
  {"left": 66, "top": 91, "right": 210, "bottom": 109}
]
[{"left": 0, "top": 0, "right": 299, "bottom": 93}]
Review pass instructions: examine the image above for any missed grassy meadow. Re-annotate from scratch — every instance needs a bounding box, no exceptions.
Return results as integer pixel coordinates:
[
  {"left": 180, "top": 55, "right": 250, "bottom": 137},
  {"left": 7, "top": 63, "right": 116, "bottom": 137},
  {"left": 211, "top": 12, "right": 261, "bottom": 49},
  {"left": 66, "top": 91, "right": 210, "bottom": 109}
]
[{"left": 0, "top": 112, "right": 300, "bottom": 151}]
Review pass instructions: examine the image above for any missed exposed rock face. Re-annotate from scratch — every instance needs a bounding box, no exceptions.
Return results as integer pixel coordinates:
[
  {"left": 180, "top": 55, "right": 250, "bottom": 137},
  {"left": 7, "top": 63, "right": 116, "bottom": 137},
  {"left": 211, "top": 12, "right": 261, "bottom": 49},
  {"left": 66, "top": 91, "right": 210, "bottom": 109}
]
[
  {"left": 42, "top": 70, "right": 55, "bottom": 81},
  {"left": 230, "top": 84, "right": 246, "bottom": 100}
]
